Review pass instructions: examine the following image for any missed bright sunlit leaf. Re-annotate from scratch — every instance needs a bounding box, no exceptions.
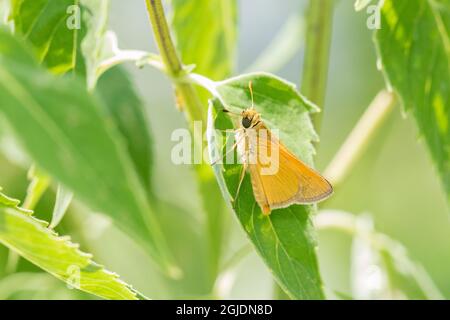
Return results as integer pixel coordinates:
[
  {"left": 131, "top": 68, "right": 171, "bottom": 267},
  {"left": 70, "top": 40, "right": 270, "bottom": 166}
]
[
  {"left": 375, "top": 0, "right": 450, "bottom": 201},
  {"left": 10, "top": 0, "right": 109, "bottom": 78},
  {"left": 0, "top": 188, "right": 145, "bottom": 300}
]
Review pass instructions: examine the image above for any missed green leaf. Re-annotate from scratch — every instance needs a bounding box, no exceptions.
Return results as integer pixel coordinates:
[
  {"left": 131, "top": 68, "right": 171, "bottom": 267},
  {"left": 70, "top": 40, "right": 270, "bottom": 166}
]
[
  {"left": 0, "top": 188, "right": 144, "bottom": 300},
  {"left": 10, "top": 0, "right": 80, "bottom": 74},
  {"left": 206, "top": 73, "right": 324, "bottom": 299},
  {"left": 171, "top": 0, "right": 237, "bottom": 80},
  {"left": 215, "top": 73, "right": 319, "bottom": 165},
  {"left": 315, "top": 210, "right": 443, "bottom": 300},
  {"left": 377, "top": 240, "right": 443, "bottom": 300},
  {"left": 10, "top": 0, "right": 109, "bottom": 78},
  {"left": 375, "top": 0, "right": 450, "bottom": 200},
  {"left": 96, "top": 66, "right": 154, "bottom": 194},
  {"left": 49, "top": 184, "right": 73, "bottom": 229},
  {"left": 23, "top": 165, "right": 50, "bottom": 210},
  {"left": 79, "top": 0, "right": 109, "bottom": 88},
  {"left": 349, "top": 214, "right": 443, "bottom": 299},
  {"left": 0, "top": 29, "right": 177, "bottom": 277}
]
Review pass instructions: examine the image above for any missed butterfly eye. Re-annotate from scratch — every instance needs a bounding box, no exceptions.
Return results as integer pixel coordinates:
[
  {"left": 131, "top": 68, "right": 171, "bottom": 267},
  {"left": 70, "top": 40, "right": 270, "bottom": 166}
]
[{"left": 242, "top": 117, "right": 252, "bottom": 128}]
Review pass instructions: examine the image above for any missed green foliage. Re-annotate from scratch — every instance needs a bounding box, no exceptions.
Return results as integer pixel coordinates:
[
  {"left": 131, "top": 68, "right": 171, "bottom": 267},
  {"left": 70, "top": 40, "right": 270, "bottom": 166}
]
[
  {"left": 0, "top": 273, "right": 74, "bottom": 299},
  {"left": 375, "top": 0, "right": 450, "bottom": 200},
  {"left": 23, "top": 166, "right": 50, "bottom": 210},
  {"left": 316, "top": 210, "right": 443, "bottom": 299},
  {"left": 10, "top": 0, "right": 109, "bottom": 80},
  {"left": 170, "top": 0, "right": 238, "bottom": 288},
  {"left": 79, "top": 0, "right": 109, "bottom": 87},
  {"left": 318, "top": 211, "right": 443, "bottom": 299},
  {"left": 0, "top": 188, "right": 143, "bottom": 300},
  {"left": 96, "top": 66, "right": 154, "bottom": 194},
  {"left": 0, "top": 0, "right": 447, "bottom": 301},
  {"left": 377, "top": 237, "right": 442, "bottom": 299},
  {"left": 49, "top": 184, "right": 73, "bottom": 228},
  {"left": 0, "top": 29, "right": 176, "bottom": 276},
  {"left": 10, "top": 0, "right": 79, "bottom": 74},
  {"left": 171, "top": 0, "right": 237, "bottom": 80},
  {"left": 215, "top": 73, "right": 319, "bottom": 165},
  {"left": 207, "top": 73, "right": 324, "bottom": 299}
]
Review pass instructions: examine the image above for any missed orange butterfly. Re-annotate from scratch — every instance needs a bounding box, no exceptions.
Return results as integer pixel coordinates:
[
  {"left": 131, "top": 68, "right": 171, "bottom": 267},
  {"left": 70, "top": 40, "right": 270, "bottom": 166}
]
[{"left": 222, "top": 82, "right": 333, "bottom": 215}]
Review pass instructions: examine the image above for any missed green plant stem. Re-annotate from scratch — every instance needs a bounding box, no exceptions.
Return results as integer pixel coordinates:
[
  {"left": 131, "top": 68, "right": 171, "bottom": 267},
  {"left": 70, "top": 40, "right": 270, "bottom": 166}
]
[
  {"left": 324, "top": 90, "right": 396, "bottom": 187},
  {"left": 301, "top": 0, "right": 335, "bottom": 132},
  {"left": 145, "top": 0, "right": 223, "bottom": 290},
  {"left": 4, "top": 250, "right": 20, "bottom": 275},
  {"left": 315, "top": 210, "right": 444, "bottom": 300},
  {"left": 314, "top": 210, "right": 358, "bottom": 235},
  {"left": 144, "top": 0, "right": 204, "bottom": 123},
  {"left": 245, "top": 13, "right": 305, "bottom": 73}
]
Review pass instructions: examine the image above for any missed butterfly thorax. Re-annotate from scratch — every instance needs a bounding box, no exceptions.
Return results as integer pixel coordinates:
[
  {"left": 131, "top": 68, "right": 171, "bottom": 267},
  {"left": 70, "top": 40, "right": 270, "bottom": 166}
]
[{"left": 237, "top": 109, "right": 271, "bottom": 166}]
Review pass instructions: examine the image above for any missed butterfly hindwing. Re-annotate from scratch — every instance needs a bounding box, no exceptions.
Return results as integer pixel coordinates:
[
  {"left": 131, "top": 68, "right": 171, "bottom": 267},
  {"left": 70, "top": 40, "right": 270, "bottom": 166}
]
[{"left": 247, "top": 126, "right": 332, "bottom": 214}]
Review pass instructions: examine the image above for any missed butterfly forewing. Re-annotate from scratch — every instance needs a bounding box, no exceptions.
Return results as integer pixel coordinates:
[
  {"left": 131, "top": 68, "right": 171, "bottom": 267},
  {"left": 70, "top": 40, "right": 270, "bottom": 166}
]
[{"left": 246, "top": 125, "right": 333, "bottom": 214}]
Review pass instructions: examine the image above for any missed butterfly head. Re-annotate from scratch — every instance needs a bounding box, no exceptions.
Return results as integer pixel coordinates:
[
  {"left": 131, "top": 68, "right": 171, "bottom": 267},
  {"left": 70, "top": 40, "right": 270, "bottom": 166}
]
[{"left": 241, "top": 109, "right": 261, "bottom": 129}]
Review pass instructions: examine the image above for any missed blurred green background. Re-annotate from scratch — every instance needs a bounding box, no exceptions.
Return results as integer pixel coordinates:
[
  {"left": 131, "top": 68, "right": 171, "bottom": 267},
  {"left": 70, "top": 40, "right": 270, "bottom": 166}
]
[{"left": 0, "top": 0, "right": 448, "bottom": 299}]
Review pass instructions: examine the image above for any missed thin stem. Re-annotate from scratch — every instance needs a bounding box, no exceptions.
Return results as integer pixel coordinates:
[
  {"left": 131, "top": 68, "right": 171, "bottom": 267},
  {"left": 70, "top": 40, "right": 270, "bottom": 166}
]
[
  {"left": 314, "top": 210, "right": 357, "bottom": 235},
  {"left": 145, "top": 0, "right": 182, "bottom": 74},
  {"left": 145, "top": 0, "right": 223, "bottom": 289},
  {"left": 324, "top": 90, "right": 396, "bottom": 186},
  {"left": 315, "top": 210, "right": 444, "bottom": 300},
  {"left": 301, "top": 0, "right": 335, "bottom": 132},
  {"left": 4, "top": 250, "right": 20, "bottom": 275},
  {"left": 245, "top": 13, "right": 305, "bottom": 73},
  {"left": 144, "top": 0, "right": 204, "bottom": 123}
]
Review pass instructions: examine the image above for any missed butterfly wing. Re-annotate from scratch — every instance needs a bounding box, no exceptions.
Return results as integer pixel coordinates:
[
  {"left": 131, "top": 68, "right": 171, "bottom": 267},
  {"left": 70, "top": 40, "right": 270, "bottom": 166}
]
[{"left": 248, "top": 127, "right": 333, "bottom": 214}]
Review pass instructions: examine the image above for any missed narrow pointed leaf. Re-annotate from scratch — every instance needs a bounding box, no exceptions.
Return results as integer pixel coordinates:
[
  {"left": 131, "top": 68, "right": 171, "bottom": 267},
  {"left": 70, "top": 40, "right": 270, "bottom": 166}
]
[
  {"left": 375, "top": 0, "right": 450, "bottom": 200},
  {"left": 49, "top": 184, "right": 73, "bottom": 229},
  {"left": 0, "top": 188, "right": 145, "bottom": 300}
]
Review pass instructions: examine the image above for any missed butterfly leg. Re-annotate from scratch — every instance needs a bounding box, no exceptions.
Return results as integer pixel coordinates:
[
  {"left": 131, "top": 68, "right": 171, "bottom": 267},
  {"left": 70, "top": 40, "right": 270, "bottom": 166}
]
[
  {"left": 232, "top": 160, "right": 248, "bottom": 204},
  {"left": 210, "top": 130, "right": 244, "bottom": 166}
]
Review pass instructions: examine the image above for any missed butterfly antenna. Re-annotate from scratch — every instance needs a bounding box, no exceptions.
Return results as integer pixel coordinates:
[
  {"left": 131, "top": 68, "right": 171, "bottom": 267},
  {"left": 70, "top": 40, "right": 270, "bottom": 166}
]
[
  {"left": 249, "top": 81, "right": 255, "bottom": 109},
  {"left": 222, "top": 109, "right": 240, "bottom": 117}
]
